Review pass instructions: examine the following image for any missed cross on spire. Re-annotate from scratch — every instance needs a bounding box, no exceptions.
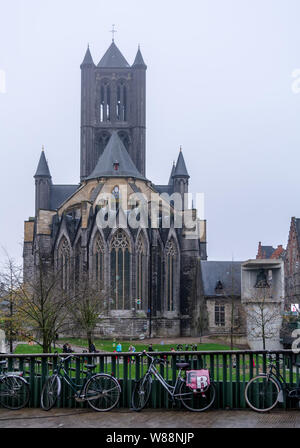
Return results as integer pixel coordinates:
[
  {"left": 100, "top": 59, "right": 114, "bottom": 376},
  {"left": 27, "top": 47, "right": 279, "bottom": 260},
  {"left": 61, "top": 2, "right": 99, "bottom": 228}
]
[{"left": 110, "top": 24, "right": 117, "bottom": 42}]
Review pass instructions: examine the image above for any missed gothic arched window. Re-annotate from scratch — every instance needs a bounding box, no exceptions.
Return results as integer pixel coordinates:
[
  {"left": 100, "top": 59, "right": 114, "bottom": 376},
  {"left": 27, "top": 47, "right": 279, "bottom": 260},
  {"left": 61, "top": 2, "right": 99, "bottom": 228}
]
[
  {"left": 110, "top": 230, "right": 131, "bottom": 310},
  {"left": 136, "top": 234, "right": 147, "bottom": 310},
  {"left": 58, "top": 237, "right": 70, "bottom": 291},
  {"left": 93, "top": 233, "right": 105, "bottom": 289},
  {"left": 156, "top": 240, "right": 164, "bottom": 312},
  {"left": 165, "top": 238, "right": 177, "bottom": 311},
  {"left": 100, "top": 80, "right": 111, "bottom": 122},
  {"left": 116, "top": 79, "right": 127, "bottom": 121}
]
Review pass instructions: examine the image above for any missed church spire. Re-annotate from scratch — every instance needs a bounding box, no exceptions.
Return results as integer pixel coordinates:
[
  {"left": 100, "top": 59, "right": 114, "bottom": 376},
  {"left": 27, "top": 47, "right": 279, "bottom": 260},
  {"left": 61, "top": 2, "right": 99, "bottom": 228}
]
[
  {"left": 168, "top": 160, "right": 176, "bottom": 185},
  {"left": 173, "top": 147, "right": 190, "bottom": 178},
  {"left": 34, "top": 148, "right": 51, "bottom": 179},
  {"left": 80, "top": 45, "right": 95, "bottom": 68},
  {"left": 132, "top": 45, "right": 147, "bottom": 68},
  {"left": 98, "top": 41, "right": 129, "bottom": 68}
]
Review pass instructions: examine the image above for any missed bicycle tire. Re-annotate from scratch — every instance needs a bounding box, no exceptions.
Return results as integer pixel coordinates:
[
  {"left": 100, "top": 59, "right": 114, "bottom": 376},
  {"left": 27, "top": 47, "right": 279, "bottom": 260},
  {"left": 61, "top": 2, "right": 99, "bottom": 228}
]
[
  {"left": 131, "top": 375, "right": 152, "bottom": 411},
  {"left": 245, "top": 374, "right": 280, "bottom": 412},
  {"left": 84, "top": 374, "right": 121, "bottom": 412},
  {"left": 0, "top": 375, "right": 30, "bottom": 410},
  {"left": 40, "top": 375, "right": 61, "bottom": 411},
  {"left": 179, "top": 380, "right": 216, "bottom": 412}
]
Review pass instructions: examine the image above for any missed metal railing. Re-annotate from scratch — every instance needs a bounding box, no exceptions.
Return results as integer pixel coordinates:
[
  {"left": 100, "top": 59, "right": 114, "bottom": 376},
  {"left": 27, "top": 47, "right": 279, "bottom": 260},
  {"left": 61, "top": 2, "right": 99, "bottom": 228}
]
[{"left": 0, "top": 350, "right": 300, "bottom": 409}]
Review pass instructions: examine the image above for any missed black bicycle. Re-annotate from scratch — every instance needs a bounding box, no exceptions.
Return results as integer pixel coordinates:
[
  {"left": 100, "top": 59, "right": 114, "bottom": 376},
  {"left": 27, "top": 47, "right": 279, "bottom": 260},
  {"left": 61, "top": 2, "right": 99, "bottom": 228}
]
[
  {"left": 41, "top": 354, "right": 121, "bottom": 412},
  {"left": 0, "top": 360, "right": 30, "bottom": 410},
  {"left": 245, "top": 354, "right": 300, "bottom": 412},
  {"left": 131, "top": 351, "right": 216, "bottom": 412}
]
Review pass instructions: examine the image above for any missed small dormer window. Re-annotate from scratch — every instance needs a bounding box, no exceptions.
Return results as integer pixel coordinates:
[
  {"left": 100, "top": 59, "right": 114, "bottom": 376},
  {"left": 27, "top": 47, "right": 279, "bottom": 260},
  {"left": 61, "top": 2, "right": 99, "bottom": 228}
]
[
  {"left": 113, "top": 160, "right": 119, "bottom": 171},
  {"left": 215, "top": 280, "right": 223, "bottom": 293}
]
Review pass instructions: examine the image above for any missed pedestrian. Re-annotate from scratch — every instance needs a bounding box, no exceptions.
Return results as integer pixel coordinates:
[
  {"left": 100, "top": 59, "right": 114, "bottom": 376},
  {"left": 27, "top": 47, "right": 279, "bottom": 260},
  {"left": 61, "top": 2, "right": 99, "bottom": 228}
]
[
  {"left": 89, "top": 342, "right": 99, "bottom": 353},
  {"left": 62, "top": 342, "right": 69, "bottom": 353},
  {"left": 116, "top": 342, "right": 122, "bottom": 352},
  {"left": 66, "top": 343, "right": 74, "bottom": 353},
  {"left": 148, "top": 343, "right": 154, "bottom": 352}
]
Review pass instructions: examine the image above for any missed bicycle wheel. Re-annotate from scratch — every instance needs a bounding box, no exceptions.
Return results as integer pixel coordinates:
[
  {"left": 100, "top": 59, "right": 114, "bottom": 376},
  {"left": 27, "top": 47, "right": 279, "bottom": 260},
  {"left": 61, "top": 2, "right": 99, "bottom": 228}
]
[
  {"left": 40, "top": 375, "right": 61, "bottom": 411},
  {"left": 131, "top": 375, "right": 152, "bottom": 411},
  {"left": 179, "top": 380, "right": 216, "bottom": 412},
  {"left": 245, "top": 374, "right": 280, "bottom": 412},
  {"left": 84, "top": 374, "right": 121, "bottom": 412},
  {"left": 0, "top": 375, "right": 30, "bottom": 410}
]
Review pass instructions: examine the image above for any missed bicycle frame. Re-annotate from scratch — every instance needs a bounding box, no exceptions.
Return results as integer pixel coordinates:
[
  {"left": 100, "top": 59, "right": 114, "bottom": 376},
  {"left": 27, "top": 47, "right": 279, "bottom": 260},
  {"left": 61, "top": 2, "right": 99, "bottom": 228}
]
[
  {"left": 142, "top": 354, "right": 187, "bottom": 400},
  {"left": 53, "top": 355, "right": 93, "bottom": 397}
]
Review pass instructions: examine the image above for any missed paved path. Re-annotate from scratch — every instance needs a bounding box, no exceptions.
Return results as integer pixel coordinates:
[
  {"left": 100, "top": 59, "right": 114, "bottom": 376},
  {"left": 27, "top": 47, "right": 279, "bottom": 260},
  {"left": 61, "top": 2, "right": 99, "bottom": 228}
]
[{"left": 0, "top": 408, "right": 300, "bottom": 428}]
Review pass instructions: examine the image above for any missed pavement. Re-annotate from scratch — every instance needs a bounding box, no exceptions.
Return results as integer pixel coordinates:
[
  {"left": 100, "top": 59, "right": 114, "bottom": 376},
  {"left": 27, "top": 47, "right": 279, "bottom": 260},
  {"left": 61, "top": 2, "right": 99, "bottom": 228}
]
[{"left": 1, "top": 408, "right": 300, "bottom": 428}]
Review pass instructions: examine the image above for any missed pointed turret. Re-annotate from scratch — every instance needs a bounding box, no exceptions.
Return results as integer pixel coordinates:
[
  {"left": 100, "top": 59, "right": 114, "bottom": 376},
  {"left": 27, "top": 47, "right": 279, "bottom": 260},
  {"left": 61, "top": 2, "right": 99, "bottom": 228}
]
[
  {"left": 80, "top": 45, "right": 95, "bottom": 68},
  {"left": 98, "top": 41, "right": 130, "bottom": 68},
  {"left": 132, "top": 46, "right": 147, "bottom": 68},
  {"left": 168, "top": 161, "right": 176, "bottom": 185},
  {"left": 173, "top": 147, "right": 189, "bottom": 209},
  {"left": 34, "top": 148, "right": 52, "bottom": 179},
  {"left": 173, "top": 147, "right": 190, "bottom": 179},
  {"left": 86, "top": 131, "right": 146, "bottom": 181},
  {"left": 34, "top": 148, "right": 52, "bottom": 214}
]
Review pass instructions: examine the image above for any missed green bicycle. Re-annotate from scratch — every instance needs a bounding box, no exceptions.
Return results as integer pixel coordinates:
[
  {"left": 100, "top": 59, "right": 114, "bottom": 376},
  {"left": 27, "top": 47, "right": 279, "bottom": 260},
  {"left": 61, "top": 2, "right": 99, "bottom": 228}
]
[
  {"left": 0, "top": 360, "right": 30, "bottom": 410},
  {"left": 40, "top": 354, "right": 121, "bottom": 412}
]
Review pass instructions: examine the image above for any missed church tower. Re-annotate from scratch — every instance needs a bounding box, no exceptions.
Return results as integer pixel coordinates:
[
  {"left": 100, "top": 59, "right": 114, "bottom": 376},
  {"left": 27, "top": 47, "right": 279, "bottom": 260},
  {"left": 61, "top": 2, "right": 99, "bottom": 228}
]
[{"left": 80, "top": 38, "right": 147, "bottom": 180}]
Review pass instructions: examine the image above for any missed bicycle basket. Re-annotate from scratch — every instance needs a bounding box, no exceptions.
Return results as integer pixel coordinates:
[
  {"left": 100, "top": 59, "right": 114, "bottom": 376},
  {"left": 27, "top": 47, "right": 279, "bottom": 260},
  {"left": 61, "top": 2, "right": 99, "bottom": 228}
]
[{"left": 186, "top": 370, "right": 210, "bottom": 392}]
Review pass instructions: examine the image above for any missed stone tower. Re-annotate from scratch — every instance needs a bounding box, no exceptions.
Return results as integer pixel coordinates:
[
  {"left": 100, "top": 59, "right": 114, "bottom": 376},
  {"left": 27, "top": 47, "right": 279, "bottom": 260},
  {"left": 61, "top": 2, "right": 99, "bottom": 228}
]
[{"left": 80, "top": 40, "right": 147, "bottom": 180}]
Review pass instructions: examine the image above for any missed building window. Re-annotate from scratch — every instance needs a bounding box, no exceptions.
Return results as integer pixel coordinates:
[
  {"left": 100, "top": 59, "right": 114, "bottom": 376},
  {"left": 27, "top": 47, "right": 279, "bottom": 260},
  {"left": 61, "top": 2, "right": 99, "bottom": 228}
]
[
  {"left": 215, "top": 304, "right": 225, "bottom": 326},
  {"left": 136, "top": 234, "right": 147, "bottom": 310},
  {"left": 116, "top": 80, "right": 127, "bottom": 121},
  {"left": 100, "top": 81, "right": 111, "bottom": 122},
  {"left": 93, "top": 233, "right": 105, "bottom": 289},
  {"left": 110, "top": 230, "right": 131, "bottom": 310},
  {"left": 156, "top": 241, "right": 164, "bottom": 312},
  {"left": 165, "top": 238, "right": 177, "bottom": 311},
  {"left": 58, "top": 237, "right": 70, "bottom": 291}
]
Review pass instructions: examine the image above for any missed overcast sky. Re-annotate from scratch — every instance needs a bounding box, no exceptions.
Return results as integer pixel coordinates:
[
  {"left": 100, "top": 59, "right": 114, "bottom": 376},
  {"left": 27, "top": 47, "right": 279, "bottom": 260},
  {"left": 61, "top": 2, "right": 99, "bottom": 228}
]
[{"left": 1, "top": 0, "right": 300, "bottom": 266}]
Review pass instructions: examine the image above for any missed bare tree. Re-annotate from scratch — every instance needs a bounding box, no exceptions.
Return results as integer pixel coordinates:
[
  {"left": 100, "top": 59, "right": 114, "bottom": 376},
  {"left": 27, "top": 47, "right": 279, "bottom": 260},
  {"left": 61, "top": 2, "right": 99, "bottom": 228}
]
[
  {"left": 245, "top": 285, "right": 283, "bottom": 350},
  {"left": 0, "top": 250, "right": 76, "bottom": 353},
  {"left": 67, "top": 274, "right": 109, "bottom": 350}
]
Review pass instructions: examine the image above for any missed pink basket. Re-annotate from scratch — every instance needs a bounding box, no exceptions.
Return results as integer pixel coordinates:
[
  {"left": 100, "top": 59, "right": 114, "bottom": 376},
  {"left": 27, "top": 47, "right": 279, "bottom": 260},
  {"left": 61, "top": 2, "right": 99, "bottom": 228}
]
[{"left": 186, "top": 370, "right": 210, "bottom": 392}]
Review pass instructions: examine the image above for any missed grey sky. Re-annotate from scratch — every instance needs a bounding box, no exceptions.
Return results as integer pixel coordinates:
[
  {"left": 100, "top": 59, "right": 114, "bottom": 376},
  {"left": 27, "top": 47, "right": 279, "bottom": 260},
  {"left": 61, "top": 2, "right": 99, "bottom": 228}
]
[{"left": 1, "top": 0, "right": 300, "bottom": 265}]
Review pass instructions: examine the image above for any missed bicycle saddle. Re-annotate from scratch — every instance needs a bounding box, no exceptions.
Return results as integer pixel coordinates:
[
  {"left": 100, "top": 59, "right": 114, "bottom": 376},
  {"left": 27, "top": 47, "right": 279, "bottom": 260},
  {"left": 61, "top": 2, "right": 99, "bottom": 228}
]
[
  {"left": 176, "top": 363, "right": 190, "bottom": 369},
  {"left": 0, "top": 361, "right": 6, "bottom": 365}
]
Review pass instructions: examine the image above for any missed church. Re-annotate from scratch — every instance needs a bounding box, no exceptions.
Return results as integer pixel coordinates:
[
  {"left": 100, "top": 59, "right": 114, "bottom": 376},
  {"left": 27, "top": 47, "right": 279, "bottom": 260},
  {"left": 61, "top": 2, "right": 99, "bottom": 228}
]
[{"left": 23, "top": 37, "right": 244, "bottom": 340}]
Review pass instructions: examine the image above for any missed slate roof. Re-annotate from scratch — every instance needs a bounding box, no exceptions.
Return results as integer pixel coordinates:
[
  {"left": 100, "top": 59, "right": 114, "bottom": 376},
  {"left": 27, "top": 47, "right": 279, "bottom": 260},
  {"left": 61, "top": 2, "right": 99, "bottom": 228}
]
[
  {"left": 173, "top": 150, "right": 189, "bottom": 178},
  {"left": 168, "top": 162, "right": 176, "bottom": 185},
  {"left": 50, "top": 185, "right": 79, "bottom": 210},
  {"left": 154, "top": 185, "right": 174, "bottom": 195},
  {"left": 86, "top": 131, "right": 146, "bottom": 181},
  {"left": 98, "top": 41, "right": 130, "bottom": 68},
  {"left": 200, "top": 261, "right": 242, "bottom": 296},
  {"left": 260, "top": 246, "right": 276, "bottom": 258},
  {"left": 34, "top": 151, "right": 51, "bottom": 178},
  {"left": 80, "top": 46, "right": 95, "bottom": 67},
  {"left": 132, "top": 47, "right": 147, "bottom": 68}
]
